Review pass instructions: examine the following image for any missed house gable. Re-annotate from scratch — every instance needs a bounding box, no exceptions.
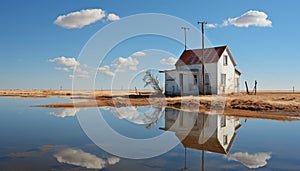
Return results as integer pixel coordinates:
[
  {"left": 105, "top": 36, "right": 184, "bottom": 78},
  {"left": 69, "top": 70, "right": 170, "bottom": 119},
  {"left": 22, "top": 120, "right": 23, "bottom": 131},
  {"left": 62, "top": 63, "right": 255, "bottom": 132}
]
[{"left": 223, "top": 47, "right": 237, "bottom": 66}]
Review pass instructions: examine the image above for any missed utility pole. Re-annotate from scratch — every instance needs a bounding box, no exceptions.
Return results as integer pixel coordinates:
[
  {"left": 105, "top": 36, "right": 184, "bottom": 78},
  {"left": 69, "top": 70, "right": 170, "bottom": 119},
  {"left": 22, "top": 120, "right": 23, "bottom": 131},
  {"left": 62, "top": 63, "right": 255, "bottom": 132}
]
[
  {"left": 181, "top": 27, "right": 190, "bottom": 51},
  {"left": 198, "top": 21, "right": 207, "bottom": 95}
]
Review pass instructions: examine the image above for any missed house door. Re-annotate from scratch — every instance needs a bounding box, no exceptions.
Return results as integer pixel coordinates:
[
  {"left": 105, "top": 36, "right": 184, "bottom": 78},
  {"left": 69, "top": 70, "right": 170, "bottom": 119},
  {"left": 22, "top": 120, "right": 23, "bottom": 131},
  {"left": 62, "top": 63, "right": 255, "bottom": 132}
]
[
  {"left": 179, "top": 73, "right": 183, "bottom": 95},
  {"left": 205, "top": 73, "right": 211, "bottom": 94}
]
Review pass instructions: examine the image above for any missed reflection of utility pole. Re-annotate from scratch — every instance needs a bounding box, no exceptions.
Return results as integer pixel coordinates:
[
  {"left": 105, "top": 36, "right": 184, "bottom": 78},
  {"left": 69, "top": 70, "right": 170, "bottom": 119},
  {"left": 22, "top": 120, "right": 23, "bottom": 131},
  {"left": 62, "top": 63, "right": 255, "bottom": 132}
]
[
  {"left": 182, "top": 147, "right": 188, "bottom": 171},
  {"left": 201, "top": 113, "right": 205, "bottom": 171},
  {"left": 181, "top": 27, "right": 190, "bottom": 51},
  {"left": 202, "top": 149, "right": 205, "bottom": 171},
  {"left": 198, "top": 21, "right": 207, "bottom": 95}
]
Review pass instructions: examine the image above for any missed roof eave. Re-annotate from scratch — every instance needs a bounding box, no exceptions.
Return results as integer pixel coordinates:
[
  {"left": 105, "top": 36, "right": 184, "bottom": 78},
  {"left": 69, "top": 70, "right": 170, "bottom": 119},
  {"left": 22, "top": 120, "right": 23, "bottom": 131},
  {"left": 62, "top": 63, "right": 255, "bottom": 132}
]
[{"left": 225, "top": 46, "right": 237, "bottom": 66}]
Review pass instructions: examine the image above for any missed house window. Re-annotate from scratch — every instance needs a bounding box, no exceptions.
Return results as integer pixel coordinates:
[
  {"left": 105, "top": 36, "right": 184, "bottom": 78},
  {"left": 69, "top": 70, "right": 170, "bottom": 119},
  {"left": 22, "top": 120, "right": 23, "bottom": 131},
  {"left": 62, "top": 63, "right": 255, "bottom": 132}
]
[
  {"left": 193, "top": 74, "right": 198, "bottom": 85},
  {"left": 221, "top": 116, "right": 226, "bottom": 127},
  {"left": 223, "top": 55, "right": 228, "bottom": 66},
  {"left": 221, "top": 74, "right": 226, "bottom": 85},
  {"left": 223, "top": 135, "right": 228, "bottom": 145}
]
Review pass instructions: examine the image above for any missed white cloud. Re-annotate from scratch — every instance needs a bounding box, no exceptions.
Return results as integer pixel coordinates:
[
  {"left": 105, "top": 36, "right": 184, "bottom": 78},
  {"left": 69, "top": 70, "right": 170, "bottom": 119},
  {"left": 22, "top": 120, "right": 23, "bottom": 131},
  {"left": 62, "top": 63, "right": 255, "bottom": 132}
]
[
  {"left": 227, "top": 152, "right": 272, "bottom": 169},
  {"left": 107, "top": 13, "right": 120, "bottom": 21},
  {"left": 112, "top": 57, "right": 139, "bottom": 72},
  {"left": 49, "top": 56, "right": 91, "bottom": 79},
  {"left": 68, "top": 74, "right": 89, "bottom": 79},
  {"left": 67, "top": 66, "right": 90, "bottom": 79},
  {"left": 74, "top": 67, "right": 89, "bottom": 76},
  {"left": 54, "top": 148, "right": 106, "bottom": 169},
  {"left": 50, "top": 108, "right": 80, "bottom": 118},
  {"left": 132, "top": 51, "right": 146, "bottom": 57},
  {"left": 54, "top": 9, "right": 106, "bottom": 29},
  {"left": 160, "top": 57, "right": 177, "bottom": 65},
  {"left": 97, "top": 65, "right": 115, "bottom": 77},
  {"left": 223, "top": 10, "right": 272, "bottom": 27},
  {"left": 49, "top": 56, "right": 80, "bottom": 67},
  {"left": 206, "top": 23, "right": 218, "bottom": 28},
  {"left": 107, "top": 157, "right": 120, "bottom": 165},
  {"left": 54, "top": 67, "right": 70, "bottom": 72}
]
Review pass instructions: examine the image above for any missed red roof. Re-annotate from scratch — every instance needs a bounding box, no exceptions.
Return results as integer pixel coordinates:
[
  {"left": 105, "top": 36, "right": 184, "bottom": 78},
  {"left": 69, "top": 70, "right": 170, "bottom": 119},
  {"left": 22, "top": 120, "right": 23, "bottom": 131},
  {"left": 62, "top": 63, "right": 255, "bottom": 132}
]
[{"left": 175, "top": 45, "right": 232, "bottom": 66}]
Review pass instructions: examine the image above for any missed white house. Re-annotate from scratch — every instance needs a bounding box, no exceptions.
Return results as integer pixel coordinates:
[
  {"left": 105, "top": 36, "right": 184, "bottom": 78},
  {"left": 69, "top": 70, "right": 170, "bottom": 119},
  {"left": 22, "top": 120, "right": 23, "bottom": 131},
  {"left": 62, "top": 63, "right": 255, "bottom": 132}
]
[
  {"left": 160, "top": 108, "right": 241, "bottom": 154},
  {"left": 164, "top": 45, "right": 241, "bottom": 95}
]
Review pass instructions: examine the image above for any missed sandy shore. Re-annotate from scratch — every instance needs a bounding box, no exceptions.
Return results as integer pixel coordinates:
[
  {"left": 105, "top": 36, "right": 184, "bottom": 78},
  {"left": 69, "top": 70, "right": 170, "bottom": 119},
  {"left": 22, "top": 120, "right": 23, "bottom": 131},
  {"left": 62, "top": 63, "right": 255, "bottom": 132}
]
[{"left": 1, "top": 89, "right": 300, "bottom": 121}]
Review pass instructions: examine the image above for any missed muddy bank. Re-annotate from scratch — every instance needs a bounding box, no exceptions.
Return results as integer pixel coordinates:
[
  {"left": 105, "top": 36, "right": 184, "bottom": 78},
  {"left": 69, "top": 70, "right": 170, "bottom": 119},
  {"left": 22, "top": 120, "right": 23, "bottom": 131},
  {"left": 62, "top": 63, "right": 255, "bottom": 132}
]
[
  {"left": 0, "top": 90, "right": 154, "bottom": 98},
  {"left": 28, "top": 91, "right": 300, "bottom": 113}
]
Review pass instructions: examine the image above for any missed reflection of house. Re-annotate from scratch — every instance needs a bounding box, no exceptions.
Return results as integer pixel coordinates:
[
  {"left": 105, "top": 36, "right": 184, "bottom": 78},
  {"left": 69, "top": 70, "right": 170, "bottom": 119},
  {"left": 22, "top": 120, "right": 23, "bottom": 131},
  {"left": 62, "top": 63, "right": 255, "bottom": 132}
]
[
  {"left": 160, "top": 108, "right": 241, "bottom": 154},
  {"left": 163, "top": 46, "right": 241, "bottom": 96}
]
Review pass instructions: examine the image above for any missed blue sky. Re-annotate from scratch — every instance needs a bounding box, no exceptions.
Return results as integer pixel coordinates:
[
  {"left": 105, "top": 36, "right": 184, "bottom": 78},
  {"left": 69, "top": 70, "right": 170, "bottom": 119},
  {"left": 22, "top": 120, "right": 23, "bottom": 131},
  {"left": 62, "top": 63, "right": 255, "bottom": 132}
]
[{"left": 0, "top": 0, "right": 299, "bottom": 90}]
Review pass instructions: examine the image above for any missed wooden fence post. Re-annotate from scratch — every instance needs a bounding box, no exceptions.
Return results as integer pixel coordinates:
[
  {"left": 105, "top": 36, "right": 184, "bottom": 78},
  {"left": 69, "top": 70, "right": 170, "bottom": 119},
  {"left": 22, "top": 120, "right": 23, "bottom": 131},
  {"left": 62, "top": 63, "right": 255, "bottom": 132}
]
[
  {"left": 254, "top": 80, "right": 257, "bottom": 95},
  {"left": 245, "top": 81, "right": 249, "bottom": 95},
  {"left": 293, "top": 86, "right": 295, "bottom": 94}
]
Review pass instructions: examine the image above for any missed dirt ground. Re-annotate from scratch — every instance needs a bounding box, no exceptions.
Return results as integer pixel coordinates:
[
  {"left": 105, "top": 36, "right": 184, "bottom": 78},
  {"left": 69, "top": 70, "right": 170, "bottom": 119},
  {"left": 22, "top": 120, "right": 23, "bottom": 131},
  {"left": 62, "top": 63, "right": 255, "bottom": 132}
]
[{"left": 1, "top": 90, "right": 300, "bottom": 121}]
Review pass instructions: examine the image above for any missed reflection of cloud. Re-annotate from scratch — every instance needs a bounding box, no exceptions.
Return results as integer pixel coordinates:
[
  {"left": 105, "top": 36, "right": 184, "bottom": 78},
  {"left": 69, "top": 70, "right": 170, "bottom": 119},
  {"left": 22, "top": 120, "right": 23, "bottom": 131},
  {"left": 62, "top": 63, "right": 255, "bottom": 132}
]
[
  {"left": 50, "top": 108, "right": 80, "bottom": 118},
  {"left": 7, "top": 152, "right": 34, "bottom": 158},
  {"left": 111, "top": 107, "right": 139, "bottom": 120},
  {"left": 107, "top": 157, "right": 120, "bottom": 165},
  {"left": 110, "top": 107, "right": 163, "bottom": 128},
  {"left": 54, "top": 148, "right": 106, "bottom": 169},
  {"left": 39, "top": 145, "right": 56, "bottom": 150},
  {"left": 100, "top": 106, "right": 111, "bottom": 111},
  {"left": 227, "top": 152, "right": 271, "bottom": 169},
  {"left": 54, "top": 148, "right": 120, "bottom": 169}
]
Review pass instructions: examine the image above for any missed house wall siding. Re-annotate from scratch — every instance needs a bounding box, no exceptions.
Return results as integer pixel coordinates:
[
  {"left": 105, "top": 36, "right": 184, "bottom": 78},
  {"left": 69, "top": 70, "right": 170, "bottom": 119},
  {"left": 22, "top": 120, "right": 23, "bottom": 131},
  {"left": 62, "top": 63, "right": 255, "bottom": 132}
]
[{"left": 217, "top": 49, "right": 236, "bottom": 94}]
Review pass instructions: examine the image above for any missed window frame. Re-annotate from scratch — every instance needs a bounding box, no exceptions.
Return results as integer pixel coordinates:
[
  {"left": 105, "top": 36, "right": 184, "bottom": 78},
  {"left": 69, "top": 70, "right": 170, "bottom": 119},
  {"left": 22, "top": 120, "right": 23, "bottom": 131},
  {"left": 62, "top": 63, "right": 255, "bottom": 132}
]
[
  {"left": 193, "top": 74, "right": 198, "bottom": 85},
  {"left": 223, "top": 135, "right": 228, "bottom": 145},
  {"left": 223, "top": 55, "right": 228, "bottom": 66},
  {"left": 221, "top": 115, "right": 226, "bottom": 127}
]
